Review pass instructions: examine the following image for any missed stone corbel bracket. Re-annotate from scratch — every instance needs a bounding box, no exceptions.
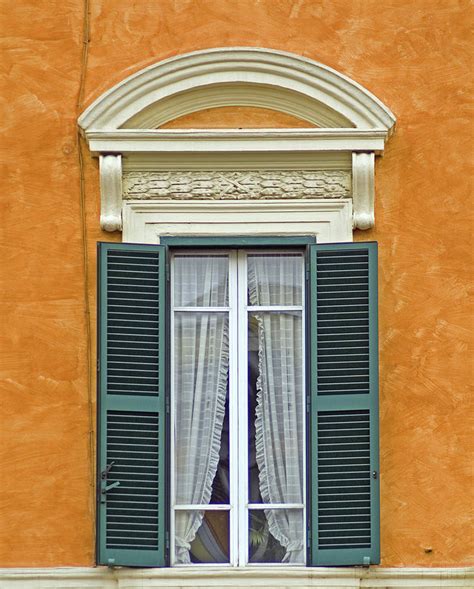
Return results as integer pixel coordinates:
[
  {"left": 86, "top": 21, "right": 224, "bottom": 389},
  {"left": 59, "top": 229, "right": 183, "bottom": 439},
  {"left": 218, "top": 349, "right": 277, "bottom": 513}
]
[
  {"left": 99, "top": 154, "right": 123, "bottom": 232},
  {"left": 352, "top": 152, "right": 375, "bottom": 230}
]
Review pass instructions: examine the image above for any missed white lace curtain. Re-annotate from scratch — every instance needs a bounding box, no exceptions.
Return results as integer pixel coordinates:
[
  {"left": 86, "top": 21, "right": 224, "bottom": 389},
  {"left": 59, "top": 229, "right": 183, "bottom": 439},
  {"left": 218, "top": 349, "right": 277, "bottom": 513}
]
[
  {"left": 248, "top": 255, "right": 304, "bottom": 563},
  {"left": 174, "top": 256, "right": 229, "bottom": 564}
]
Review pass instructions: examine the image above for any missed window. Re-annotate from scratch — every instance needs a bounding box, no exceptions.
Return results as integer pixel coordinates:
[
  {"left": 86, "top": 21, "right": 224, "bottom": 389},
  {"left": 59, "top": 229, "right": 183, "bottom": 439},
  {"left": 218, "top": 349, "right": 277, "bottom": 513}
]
[
  {"left": 97, "top": 237, "right": 379, "bottom": 568},
  {"left": 171, "top": 250, "right": 306, "bottom": 565}
]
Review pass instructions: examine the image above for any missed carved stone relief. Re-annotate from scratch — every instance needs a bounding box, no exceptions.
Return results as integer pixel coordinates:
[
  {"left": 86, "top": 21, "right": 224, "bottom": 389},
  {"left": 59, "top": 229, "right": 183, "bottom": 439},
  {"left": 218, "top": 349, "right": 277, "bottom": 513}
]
[{"left": 122, "top": 170, "right": 351, "bottom": 200}]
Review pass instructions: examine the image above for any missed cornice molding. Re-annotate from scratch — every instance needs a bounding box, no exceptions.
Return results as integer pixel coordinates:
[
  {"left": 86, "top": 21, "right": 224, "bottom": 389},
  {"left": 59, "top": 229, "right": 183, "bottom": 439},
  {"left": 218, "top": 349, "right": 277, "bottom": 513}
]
[{"left": 86, "top": 128, "right": 388, "bottom": 155}]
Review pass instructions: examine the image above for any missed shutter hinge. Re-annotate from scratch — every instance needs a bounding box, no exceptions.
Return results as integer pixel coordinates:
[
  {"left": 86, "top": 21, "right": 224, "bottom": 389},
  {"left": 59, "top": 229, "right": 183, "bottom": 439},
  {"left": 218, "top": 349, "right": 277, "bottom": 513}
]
[
  {"left": 165, "top": 531, "right": 170, "bottom": 550},
  {"left": 165, "top": 395, "right": 170, "bottom": 415},
  {"left": 307, "top": 528, "right": 312, "bottom": 549},
  {"left": 97, "top": 358, "right": 100, "bottom": 373},
  {"left": 166, "top": 261, "right": 170, "bottom": 282},
  {"left": 305, "top": 267, "right": 310, "bottom": 281},
  {"left": 306, "top": 396, "right": 311, "bottom": 414}
]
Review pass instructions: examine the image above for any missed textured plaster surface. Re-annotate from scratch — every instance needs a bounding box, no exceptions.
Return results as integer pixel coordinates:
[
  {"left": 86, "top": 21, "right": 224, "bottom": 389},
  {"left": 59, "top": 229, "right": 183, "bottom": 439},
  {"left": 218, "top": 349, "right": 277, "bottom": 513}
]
[
  {"left": 160, "top": 106, "right": 315, "bottom": 128},
  {"left": 1, "top": 0, "right": 473, "bottom": 568}
]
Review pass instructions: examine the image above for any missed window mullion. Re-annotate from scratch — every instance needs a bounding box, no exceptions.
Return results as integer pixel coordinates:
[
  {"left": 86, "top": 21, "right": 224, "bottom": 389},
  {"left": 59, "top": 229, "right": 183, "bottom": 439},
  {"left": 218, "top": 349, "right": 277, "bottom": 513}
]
[
  {"left": 228, "top": 252, "right": 240, "bottom": 567},
  {"left": 236, "top": 250, "right": 249, "bottom": 566}
]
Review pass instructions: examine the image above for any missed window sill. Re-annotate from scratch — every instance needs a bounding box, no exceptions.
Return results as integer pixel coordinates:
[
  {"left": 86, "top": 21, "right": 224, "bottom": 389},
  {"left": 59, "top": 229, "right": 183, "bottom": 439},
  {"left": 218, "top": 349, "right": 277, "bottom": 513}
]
[{"left": 0, "top": 566, "right": 472, "bottom": 588}]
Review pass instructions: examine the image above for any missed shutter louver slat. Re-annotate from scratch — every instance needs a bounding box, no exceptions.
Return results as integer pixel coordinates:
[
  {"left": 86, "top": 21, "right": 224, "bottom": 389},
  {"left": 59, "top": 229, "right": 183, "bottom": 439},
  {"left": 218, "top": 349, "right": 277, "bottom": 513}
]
[
  {"left": 106, "top": 411, "right": 159, "bottom": 550},
  {"left": 97, "top": 243, "right": 167, "bottom": 567},
  {"left": 106, "top": 251, "right": 160, "bottom": 399},
  {"left": 316, "top": 251, "right": 369, "bottom": 395},
  {"left": 317, "top": 410, "right": 371, "bottom": 550},
  {"left": 310, "top": 242, "right": 379, "bottom": 566}
]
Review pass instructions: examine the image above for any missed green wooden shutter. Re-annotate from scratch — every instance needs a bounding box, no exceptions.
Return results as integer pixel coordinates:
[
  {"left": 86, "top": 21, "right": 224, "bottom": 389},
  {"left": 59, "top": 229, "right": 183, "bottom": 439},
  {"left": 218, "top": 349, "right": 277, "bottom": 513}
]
[
  {"left": 309, "top": 242, "right": 379, "bottom": 566},
  {"left": 97, "top": 243, "right": 167, "bottom": 566}
]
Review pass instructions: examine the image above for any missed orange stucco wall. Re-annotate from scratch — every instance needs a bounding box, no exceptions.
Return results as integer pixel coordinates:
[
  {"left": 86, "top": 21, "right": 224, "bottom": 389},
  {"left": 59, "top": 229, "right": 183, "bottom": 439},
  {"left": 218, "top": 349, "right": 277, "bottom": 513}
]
[{"left": 1, "top": 0, "right": 472, "bottom": 568}]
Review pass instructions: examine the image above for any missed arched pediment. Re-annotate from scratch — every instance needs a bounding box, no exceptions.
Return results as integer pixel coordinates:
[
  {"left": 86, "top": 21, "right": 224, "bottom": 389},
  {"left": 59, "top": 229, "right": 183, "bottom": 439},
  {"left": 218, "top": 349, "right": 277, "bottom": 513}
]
[
  {"left": 79, "top": 48, "right": 396, "bottom": 235},
  {"left": 78, "top": 47, "right": 395, "bottom": 132}
]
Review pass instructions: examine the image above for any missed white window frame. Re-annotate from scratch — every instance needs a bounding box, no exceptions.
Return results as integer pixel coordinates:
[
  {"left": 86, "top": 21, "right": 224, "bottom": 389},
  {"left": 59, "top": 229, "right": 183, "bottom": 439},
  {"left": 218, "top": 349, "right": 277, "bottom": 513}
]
[
  {"left": 123, "top": 199, "right": 353, "bottom": 245},
  {"left": 170, "top": 248, "right": 306, "bottom": 567}
]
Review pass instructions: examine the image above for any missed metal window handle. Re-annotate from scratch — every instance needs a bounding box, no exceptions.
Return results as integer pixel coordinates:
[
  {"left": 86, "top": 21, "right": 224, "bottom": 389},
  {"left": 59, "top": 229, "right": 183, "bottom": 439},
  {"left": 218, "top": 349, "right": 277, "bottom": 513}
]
[{"left": 102, "top": 481, "right": 120, "bottom": 494}]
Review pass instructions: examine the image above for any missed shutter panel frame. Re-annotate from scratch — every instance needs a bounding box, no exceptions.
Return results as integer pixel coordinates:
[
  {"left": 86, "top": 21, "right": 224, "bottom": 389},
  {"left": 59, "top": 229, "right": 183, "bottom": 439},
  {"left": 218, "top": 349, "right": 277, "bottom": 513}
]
[
  {"left": 309, "top": 241, "right": 379, "bottom": 566},
  {"left": 97, "top": 242, "right": 168, "bottom": 567}
]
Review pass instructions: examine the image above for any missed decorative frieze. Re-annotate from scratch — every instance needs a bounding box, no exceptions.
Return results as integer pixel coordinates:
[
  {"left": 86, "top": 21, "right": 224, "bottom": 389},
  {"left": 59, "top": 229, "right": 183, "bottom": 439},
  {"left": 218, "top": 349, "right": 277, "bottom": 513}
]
[{"left": 122, "top": 170, "right": 351, "bottom": 200}]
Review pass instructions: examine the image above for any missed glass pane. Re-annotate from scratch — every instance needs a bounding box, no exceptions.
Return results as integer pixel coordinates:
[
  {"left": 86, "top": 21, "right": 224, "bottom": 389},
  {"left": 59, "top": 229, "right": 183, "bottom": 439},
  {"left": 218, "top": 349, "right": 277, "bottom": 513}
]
[
  {"left": 175, "top": 510, "right": 229, "bottom": 564},
  {"left": 248, "top": 312, "right": 304, "bottom": 504},
  {"left": 248, "top": 254, "right": 303, "bottom": 306},
  {"left": 249, "top": 509, "right": 305, "bottom": 563},
  {"left": 174, "top": 255, "right": 228, "bottom": 307},
  {"left": 174, "top": 313, "right": 229, "bottom": 505}
]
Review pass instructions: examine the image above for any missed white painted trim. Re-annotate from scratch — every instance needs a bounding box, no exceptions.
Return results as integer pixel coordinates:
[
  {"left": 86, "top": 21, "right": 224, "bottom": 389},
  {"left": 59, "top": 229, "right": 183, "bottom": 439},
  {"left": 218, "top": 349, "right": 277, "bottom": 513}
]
[
  {"left": 87, "top": 129, "right": 388, "bottom": 156},
  {"left": 228, "top": 252, "right": 240, "bottom": 567},
  {"left": 236, "top": 250, "right": 248, "bottom": 566},
  {"left": 121, "top": 199, "right": 353, "bottom": 244},
  {"left": 78, "top": 47, "right": 396, "bottom": 132},
  {"left": 352, "top": 153, "right": 375, "bottom": 230},
  {"left": 122, "top": 152, "right": 352, "bottom": 172},
  {"left": 0, "top": 567, "right": 472, "bottom": 588}
]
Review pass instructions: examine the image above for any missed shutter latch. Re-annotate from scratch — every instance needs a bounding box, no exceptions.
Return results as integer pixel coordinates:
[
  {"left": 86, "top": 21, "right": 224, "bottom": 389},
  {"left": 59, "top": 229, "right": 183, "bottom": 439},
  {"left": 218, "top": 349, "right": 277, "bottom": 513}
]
[
  {"left": 102, "top": 481, "right": 120, "bottom": 494},
  {"left": 100, "top": 462, "right": 120, "bottom": 504},
  {"left": 100, "top": 480, "right": 121, "bottom": 504},
  {"left": 101, "top": 461, "right": 116, "bottom": 479}
]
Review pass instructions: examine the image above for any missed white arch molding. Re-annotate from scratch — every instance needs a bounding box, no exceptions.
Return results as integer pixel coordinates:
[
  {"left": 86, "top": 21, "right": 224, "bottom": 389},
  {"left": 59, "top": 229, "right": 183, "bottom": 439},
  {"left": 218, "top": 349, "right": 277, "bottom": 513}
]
[{"left": 78, "top": 47, "right": 396, "bottom": 234}]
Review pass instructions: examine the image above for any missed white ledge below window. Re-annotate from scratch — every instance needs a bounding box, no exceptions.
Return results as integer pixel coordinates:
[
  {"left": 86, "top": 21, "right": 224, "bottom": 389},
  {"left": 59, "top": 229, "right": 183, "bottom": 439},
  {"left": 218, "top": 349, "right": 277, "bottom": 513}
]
[{"left": 0, "top": 567, "right": 472, "bottom": 588}]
